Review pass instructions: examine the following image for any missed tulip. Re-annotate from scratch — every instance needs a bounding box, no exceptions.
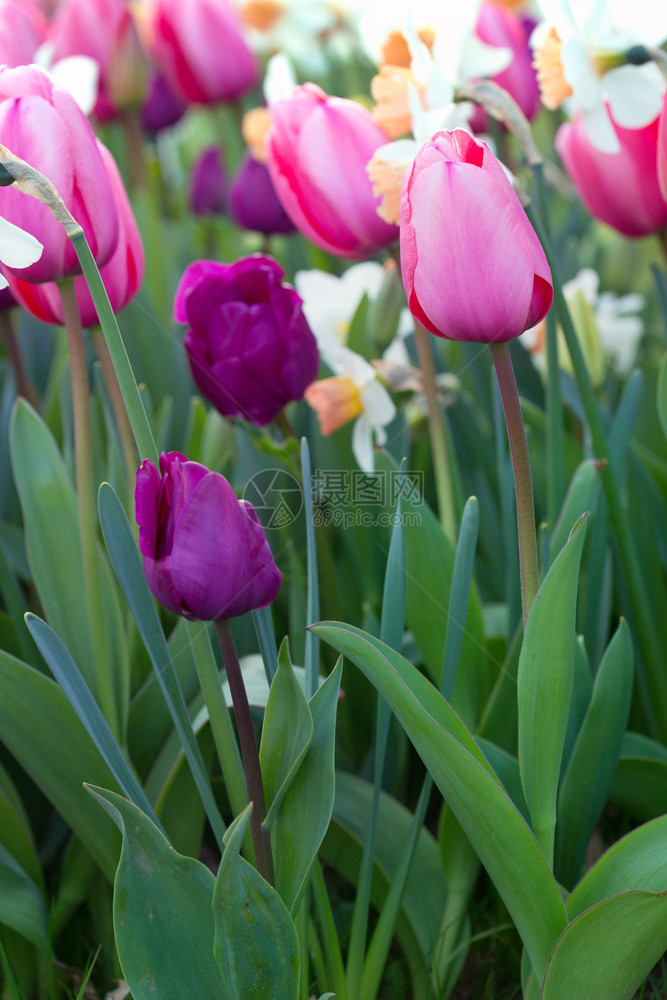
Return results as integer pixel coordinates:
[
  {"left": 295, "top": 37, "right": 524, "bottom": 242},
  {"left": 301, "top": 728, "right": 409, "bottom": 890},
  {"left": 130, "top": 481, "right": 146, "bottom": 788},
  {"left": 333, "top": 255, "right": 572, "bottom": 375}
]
[
  {"left": 265, "top": 83, "right": 399, "bottom": 259},
  {"left": 146, "top": 0, "right": 259, "bottom": 105},
  {"left": 189, "top": 146, "right": 227, "bottom": 216},
  {"left": 556, "top": 111, "right": 667, "bottom": 238},
  {"left": 0, "top": 0, "right": 47, "bottom": 68},
  {"left": 475, "top": 2, "right": 540, "bottom": 121},
  {"left": 135, "top": 451, "right": 282, "bottom": 621},
  {"left": 229, "top": 151, "right": 295, "bottom": 235},
  {"left": 400, "top": 129, "right": 552, "bottom": 342},
  {"left": 175, "top": 254, "right": 319, "bottom": 426},
  {"left": 656, "top": 90, "right": 667, "bottom": 204},
  {"left": 140, "top": 69, "right": 186, "bottom": 133},
  {"left": 6, "top": 142, "right": 144, "bottom": 326},
  {"left": 49, "top": 0, "right": 147, "bottom": 121},
  {"left": 0, "top": 65, "right": 119, "bottom": 283}
]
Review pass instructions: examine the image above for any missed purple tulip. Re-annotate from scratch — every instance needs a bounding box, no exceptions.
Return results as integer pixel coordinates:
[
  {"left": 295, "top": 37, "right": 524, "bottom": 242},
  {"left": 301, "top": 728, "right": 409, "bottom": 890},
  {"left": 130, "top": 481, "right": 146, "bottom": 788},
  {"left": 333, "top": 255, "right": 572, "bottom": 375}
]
[
  {"left": 229, "top": 151, "right": 295, "bottom": 235},
  {"left": 174, "top": 254, "right": 319, "bottom": 425},
  {"left": 189, "top": 146, "right": 227, "bottom": 216},
  {"left": 140, "top": 70, "right": 186, "bottom": 134},
  {"left": 135, "top": 451, "right": 282, "bottom": 621}
]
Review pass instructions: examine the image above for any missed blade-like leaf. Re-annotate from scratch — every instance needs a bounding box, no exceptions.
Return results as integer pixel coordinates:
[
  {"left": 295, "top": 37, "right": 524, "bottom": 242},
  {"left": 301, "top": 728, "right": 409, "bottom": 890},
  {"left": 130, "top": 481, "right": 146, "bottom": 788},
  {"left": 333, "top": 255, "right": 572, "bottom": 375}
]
[
  {"left": 541, "top": 892, "right": 667, "bottom": 1000},
  {"left": 213, "top": 805, "right": 299, "bottom": 1000},
  {"left": 518, "top": 515, "right": 587, "bottom": 862},
  {"left": 86, "top": 785, "right": 222, "bottom": 999},
  {"left": 259, "top": 639, "right": 313, "bottom": 829},
  {"left": 0, "top": 843, "right": 48, "bottom": 952},
  {"left": 310, "top": 622, "right": 566, "bottom": 982}
]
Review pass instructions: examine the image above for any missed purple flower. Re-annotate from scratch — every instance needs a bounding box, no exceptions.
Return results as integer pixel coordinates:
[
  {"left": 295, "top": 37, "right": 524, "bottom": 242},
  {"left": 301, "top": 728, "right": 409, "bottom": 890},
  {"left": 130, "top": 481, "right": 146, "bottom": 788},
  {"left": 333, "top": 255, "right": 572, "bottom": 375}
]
[
  {"left": 135, "top": 451, "right": 282, "bottom": 621},
  {"left": 229, "top": 151, "right": 295, "bottom": 235},
  {"left": 189, "top": 146, "right": 227, "bottom": 216},
  {"left": 174, "top": 254, "right": 319, "bottom": 425},
  {"left": 140, "top": 70, "right": 186, "bottom": 134}
]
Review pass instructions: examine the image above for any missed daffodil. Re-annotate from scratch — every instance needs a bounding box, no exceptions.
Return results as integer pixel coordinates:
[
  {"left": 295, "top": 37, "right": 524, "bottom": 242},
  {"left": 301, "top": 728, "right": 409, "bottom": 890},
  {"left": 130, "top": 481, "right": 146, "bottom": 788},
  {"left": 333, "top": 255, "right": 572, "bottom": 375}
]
[
  {"left": 0, "top": 216, "right": 43, "bottom": 289},
  {"left": 532, "top": 0, "right": 667, "bottom": 152}
]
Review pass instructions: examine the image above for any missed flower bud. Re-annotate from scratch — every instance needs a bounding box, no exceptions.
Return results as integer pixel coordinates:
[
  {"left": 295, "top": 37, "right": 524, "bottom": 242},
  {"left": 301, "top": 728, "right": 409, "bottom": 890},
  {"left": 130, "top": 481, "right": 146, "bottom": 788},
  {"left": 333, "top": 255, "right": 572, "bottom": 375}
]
[
  {"left": 229, "top": 151, "right": 295, "bottom": 235},
  {"left": 135, "top": 451, "right": 282, "bottom": 621},
  {"left": 189, "top": 146, "right": 227, "bottom": 217}
]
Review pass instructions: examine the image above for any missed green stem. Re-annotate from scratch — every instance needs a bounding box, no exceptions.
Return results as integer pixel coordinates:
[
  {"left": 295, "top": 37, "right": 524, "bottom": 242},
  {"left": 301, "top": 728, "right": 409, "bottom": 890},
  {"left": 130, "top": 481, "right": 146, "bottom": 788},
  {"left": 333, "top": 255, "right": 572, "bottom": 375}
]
[
  {"left": 91, "top": 328, "right": 138, "bottom": 508},
  {"left": 545, "top": 309, "right": 566, "bottom": 529},
  {"left": 0, "top": 312, "right": 39, "bottom": 407},
  {"left": 58, "top": 280, "right": 119, "bottom": 736},
  {"left": 214, "top": 619, "right": 274, "bottom": 884},
  {"left": 413, "top": 322, "right": 458, "bottom": 541},
  {"left": 490, "top": 342, "right": 539, "bottom": 627},
  {"left": 186, "top": 621, "right": 252, "bottom": 859},
  {"left": 67, "top": 229, "right": 158, "bottom": 465}
]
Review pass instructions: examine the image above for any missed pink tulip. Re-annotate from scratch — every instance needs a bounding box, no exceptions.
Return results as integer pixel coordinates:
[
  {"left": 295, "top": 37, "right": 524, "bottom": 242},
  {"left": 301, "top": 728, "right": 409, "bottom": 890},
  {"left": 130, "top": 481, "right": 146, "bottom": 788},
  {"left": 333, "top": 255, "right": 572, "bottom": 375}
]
[
  {"left": 400, "top": 129, "right": 552, "bottom": 343},
  {"left": 146, "top": 0, "right": 259, "bottom": 105},
  {"left": 0, "top": 0, "right": 47, "bottom": 67},
  {"left": 0, "top": 65, "right": 119, "bottom": 282},
  {"left": 266, "top": 84, "right": 399, "bottom": 260},
  {"left": 49, "top": 0, "right": 147, "bottom": 121},
  {"left": 658, "top": 91, "right": 667, "bottom": 205},
  {"left": 556, "top": 112, "right": 667, "bottom": 238},
  {"left": 7, "top": 142, "right": 143, "bottom": 325},
  {"left": 475, "top": 2, "right": 540, "bottom": 121}
]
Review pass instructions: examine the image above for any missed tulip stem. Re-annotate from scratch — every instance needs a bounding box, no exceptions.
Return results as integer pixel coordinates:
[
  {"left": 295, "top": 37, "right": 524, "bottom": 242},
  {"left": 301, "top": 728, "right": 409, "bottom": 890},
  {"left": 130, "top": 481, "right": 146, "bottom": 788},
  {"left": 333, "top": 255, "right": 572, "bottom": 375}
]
[
  {"left": 413, "top": 323, "right": 458, "bottom": 542},
  {"left": 215, "top": 618, "right": 274, "bottom": 885},
  {"left": 0, "top": 312, "right": 39, "bottom": 407},
  {"left": 490, "top": 342, "right": 538, "bottom": 627},
  {"left": 58, "top": 280, "right": 119, "bottom": 736},
  {"left": 91, "top": 329, "right": 139, "bottom": 508}
]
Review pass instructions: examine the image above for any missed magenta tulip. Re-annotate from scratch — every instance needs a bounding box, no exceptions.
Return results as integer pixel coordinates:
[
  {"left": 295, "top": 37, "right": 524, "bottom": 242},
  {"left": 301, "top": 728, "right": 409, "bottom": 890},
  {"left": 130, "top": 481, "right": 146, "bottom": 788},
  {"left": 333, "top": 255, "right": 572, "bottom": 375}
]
[
  {"left": 556, "top": 112, "right": 667, "bottom": 238},
  {"left": 147, "top": 0, "right": 259, "bottom": 105},
  {"left": 135, "top": 451, "right": 282, "bottom": 621},
  {"left": 475, "top": 2, "right": 540, "bottom": 122},
  {"left": 265, "top": 83, "right": 399, "bottom": 259},
  {"left": 175, "top": 254, "right": 319, "bottom": 426},
  {"left": 0, "top": 0, "right": 47, "bottom": 67},
  {"left": 6, "top": 142, "right": 144, "bottom": 326},
  {"left": 49, "top": 0, "right": 147, "bottom": 121},
  {"left": 656, "top": 91, "right": 667, "bottom": 205},
  {"left": 229, "top": 151, "right": 295, "bottom": 235},
  {"left": 400, "top": 129, "right": 553, "bottom": 343},
  {"left": 0, "top": 65, "right": 119, "bottom": 283}
]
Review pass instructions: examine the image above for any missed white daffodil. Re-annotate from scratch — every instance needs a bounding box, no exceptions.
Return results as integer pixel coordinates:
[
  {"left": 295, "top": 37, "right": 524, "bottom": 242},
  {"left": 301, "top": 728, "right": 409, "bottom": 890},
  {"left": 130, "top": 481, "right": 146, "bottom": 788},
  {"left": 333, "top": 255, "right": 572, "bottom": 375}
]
[
  {"left": 35, "top": 43, "right": 100, "bottom": 116},
  {"left": 0, "top": 216, "right": 43, "bottom": 289},
  {"left": 532, "top": 0, "right": 667, "bottom": 152},
  {"left": 305, "top": 344, "right": 396, "bottom": 472},
  {"left": 521, "top": 268, "right": 644, "bottom": 385},
  {"left": 295, "top": 261, "right": 385, "bottom": 355},
  {"left": 241, "top": 0, "right": 353, "bottom": 75}
]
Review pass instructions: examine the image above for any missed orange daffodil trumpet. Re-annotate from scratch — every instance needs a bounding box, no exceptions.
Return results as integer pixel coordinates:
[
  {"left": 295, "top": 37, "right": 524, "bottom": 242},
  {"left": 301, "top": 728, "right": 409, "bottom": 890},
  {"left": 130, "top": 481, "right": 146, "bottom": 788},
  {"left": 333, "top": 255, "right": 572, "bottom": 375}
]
[{"left": 531, "top": 0, "right": 667, "bottom": 153}]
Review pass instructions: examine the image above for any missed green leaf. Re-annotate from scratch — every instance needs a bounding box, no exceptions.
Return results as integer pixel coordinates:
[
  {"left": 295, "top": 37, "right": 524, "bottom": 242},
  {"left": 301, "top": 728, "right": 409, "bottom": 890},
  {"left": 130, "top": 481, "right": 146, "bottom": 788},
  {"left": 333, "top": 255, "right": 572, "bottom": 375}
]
[
  {"left": 0, "top": 843, "right": 48, "bottom": 952},
  {"left": 548, "top": 460, "right": 600, "bottom": 567},
  {"left": 610, "top": 732, "right": 667, "bottom": 821},
  {"left": 310, "top": 623, "right": 566, "bottom": 983},
  {"left": 556, "top": 620, "right": 633, "bottom": 886},
  {"left": 517, "top": 515, "right": 587, "bottom": 862},
  {"left": 541, "top": 892, "right": 667, "bottom": 1000},
  {"left": 566, "top": 815, "right": 667, "bottom": 919},
  {"left": 259, "top": 639, "right": 313, "bottom": 829},
  {"left": 0, "top": 650, "right": 120, "bottom": 880},
  {"left": 86, "top": 785, "right": 223, "bottom": 999},
  {"left": 271, "top": 659, "right": 342, "bottom": 914},
  {"left": 213, "top": 805, "right": 299, "bottom": 1000}
]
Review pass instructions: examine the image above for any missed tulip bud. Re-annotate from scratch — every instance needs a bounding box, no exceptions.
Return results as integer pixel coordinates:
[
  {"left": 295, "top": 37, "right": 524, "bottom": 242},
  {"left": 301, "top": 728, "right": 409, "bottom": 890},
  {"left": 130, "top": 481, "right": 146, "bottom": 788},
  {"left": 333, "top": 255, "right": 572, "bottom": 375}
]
[
  {"left": 0, "top": 65, "right": 119, "bottom": 283},
  {"left": 140, "top": 69, "right": 186, "bottom": 134},
  {"left": 6, "top": 142, "right": 143, "bottom": 326},
  {"left": 135, "top": 451, "right": 282, "bottom": 621},
  {"left": 189, "top": 146, "right": 227, "bottom": 217},
  {"left": 146, "top": 0, "right": 259, "bottom": 105},
  {"left": 175, "top": 254, "right": 319, "bottom": 425},
  {"left": 660, "top": 91, "right": 667, "bottom": 203},
  {"left": 265, "top": 83, "right": 399, "bottom": 259},
  {"left": 556, "top": 111, "right": 667, "bottom": 238},
  {"left": 0, "top": 0, "right": 47, "bottom": 67},
  {"left": 229, "top": 150, "right": 295, "bottom": 235},
  {"left": 475, "top": 2, "right": 540, "bottom": 122},
  {"left": 400, "top": 129, "right": 552, "bottom": 343}
]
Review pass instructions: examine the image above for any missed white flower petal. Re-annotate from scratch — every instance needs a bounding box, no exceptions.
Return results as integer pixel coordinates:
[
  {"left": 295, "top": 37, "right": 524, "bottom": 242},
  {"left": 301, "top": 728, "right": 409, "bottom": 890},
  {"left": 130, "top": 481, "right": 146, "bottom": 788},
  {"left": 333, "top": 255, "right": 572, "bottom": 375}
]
[
  {"left": 351, "top": 414, "right": 375, "bottom": 472},
  {"left": 0, "top": 216, "right": 43, "bottom": 269},
  {"left": 264, "top": 53, "right": 297, "bottom": 104},
  {"left": 359, "top": 378, "right": 397, "bottom": 428},
  {"left": 579, "top": 102, "right": 620, "bottom": 153},
  {"left": 605, "top": 64, "right": 666, "bottom": 130},
  {"left": 49, "top": 56, "right": 99, "bottom": 115}
]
